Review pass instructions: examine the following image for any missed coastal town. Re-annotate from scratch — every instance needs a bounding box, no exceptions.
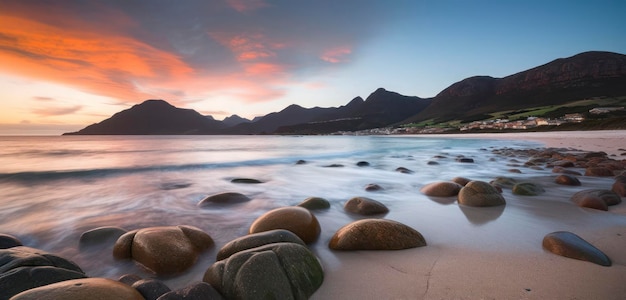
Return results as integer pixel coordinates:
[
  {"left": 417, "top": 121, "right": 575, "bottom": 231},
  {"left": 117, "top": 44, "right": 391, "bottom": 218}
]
[{"left": 336, "top": 106, "right": 625, "bottom": 135}]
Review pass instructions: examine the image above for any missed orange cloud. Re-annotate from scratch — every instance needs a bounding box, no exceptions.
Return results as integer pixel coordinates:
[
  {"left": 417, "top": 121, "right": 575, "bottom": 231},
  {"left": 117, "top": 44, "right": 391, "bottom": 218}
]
[
  {"left": 321, "top": 46, "right": 352, "bottom": 63},
  {"left": 0, "top": 14, "right": 194, "bottom": 104},
  {"left": 32, "top": 105, "right": 82, "bottom": 117}
]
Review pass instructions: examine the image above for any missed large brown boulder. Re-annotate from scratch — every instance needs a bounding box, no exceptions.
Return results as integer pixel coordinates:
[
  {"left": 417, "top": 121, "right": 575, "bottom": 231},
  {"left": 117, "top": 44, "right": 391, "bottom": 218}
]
[
  {"left": 344, "top": 197, "right": 389, "bottom": 215},
  {"left": 297, "top": 197, "right": 330, "bottom": 210},
  {"left": 420, "top": 181, "right": 463, "bottom": 197},
  {"left": 458, "top": 181, "right": 506, "bottom": 207},
  {"left": 542, "top": 231, "right": 611, "bottom": 266},
  {"left": 249, "top": 206, "right": 321, "bottom": 244},
  {"left": 571, "top": 189, "right": 621, "bottom": 211},
  {"left": 554, "top": 174, "right": 581, "bottom": 186},
  {"left": 10, "top": 278, "right": 144, "bottom": 300},
  {"left": 204, "top": 242, "right": 323, "bottom": 300},
  {"left": 216, "top": 229, "right": 305, "bottom": 261},
  {"left": 329, "top": 219, "right": 426, "bottom": 250},
  {"left": 113, "top": 225, "right": 213, "bottom": 275},
  {"left": 585, "top": 167, "right": 614, "bottom": 177}
]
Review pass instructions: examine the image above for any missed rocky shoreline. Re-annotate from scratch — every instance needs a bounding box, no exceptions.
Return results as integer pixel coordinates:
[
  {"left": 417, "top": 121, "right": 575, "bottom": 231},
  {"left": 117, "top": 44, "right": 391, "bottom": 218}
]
[{"left": 1, "top": 144, "right": 625, "bottom": 299}]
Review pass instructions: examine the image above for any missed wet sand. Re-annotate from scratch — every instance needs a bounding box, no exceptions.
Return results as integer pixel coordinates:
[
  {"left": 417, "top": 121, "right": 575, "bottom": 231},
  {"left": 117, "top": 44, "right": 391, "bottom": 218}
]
[{"left": 312, "top": 130, "right": 626, "bottom": 300}]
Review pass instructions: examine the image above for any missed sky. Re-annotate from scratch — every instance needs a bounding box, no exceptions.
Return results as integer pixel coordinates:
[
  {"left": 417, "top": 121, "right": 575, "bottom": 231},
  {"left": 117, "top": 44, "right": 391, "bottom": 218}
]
[{"left": 1, "top": 0, "right": 625, "bottom": 135}]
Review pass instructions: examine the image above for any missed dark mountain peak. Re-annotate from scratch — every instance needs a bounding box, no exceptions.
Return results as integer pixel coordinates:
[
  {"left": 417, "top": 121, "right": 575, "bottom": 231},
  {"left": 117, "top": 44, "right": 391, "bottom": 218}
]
[
  {"left": 345, "top": 96, "right": 365, "bottom": 107},
  {"left": 64, "top": 99, "right": 223, "bottom": 135},
  {"left": 281, "top": 104, "right": 306, "bottom": 112},
  {"left": 436, "top": 76, "right": 497, "bottom": 98},
  {"left": 222, "top": 114, "right": 252, "bottom": 127}
]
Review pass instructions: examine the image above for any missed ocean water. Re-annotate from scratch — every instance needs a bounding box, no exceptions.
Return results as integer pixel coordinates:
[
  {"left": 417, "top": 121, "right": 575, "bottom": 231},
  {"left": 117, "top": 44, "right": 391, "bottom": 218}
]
[{"left": 0, "top": 135, "right": 622, "bottom": 291}]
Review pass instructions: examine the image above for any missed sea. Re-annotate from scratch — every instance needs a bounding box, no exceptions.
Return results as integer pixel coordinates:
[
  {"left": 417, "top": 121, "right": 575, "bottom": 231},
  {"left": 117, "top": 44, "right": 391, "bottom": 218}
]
[{"left": 0, "top": 135, "right": 621, "bottom": 291}]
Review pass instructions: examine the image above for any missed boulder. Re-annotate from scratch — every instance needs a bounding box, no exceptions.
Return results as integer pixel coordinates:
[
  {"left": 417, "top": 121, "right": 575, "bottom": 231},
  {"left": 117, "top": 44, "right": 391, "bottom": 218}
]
[
  {"left": 216, "top": 229, "right": 305, "bottom": 261},
  {"left": 0, "top": 234, "right": 22, "bottom": 249},
  {"left": 79, "top": 226, "right": 127, "bottom": 249},
  {"left": 248, "top": 207, "right": 320, "bottom": 244},
  {"left": 329, "top": 219, "right": 426, "bottom": 250},
  {"left": 344, "top": 197, "right": 389, "bottom": 215},
  {"left": 458, "top": 181, "right": 506, "bottom": 207},
  {"left": 113, "top": 225, "right": 213, "bottom": 275},
  {"left": 198, "top": 192, "right": 250, "bottom": 207},
  {"left": 365, "top": 183, "right": 383, "bottom": 191},
  {"left": 118, "top": 274, "right": 142, "bottom": 286},
  {"left": 420, "top": 181, "right": 462, "bottom": 197},
  {"left": 542, "top": 231, "right": 611, "bottom": 266},
  {"left": 612, "top": 175, "right": 626, "bottom": 197},
  {"left": 203, "top": 243, "right": 323, "bottom": 300},
  {"left": 456, "top": 157, "right": 474, "bottom": 163},
  {"left": 451, "top": 177, "right": 471, "bottom": 186},
  {"left": 132, "top": 278, "right": 172, "bottom": 300},
  {"left": 0, "top": 246, "right": 83, "bottom": 274},
  {"left": 554, "top": 174, "right": 581, "bottom": 186},
  {"left": 584, "top": 167, "right": 614, "bottom": 177},
  {"left": 0, "top": 266, "right": 87, "bottom": 299},
  {"left": 395, "top": 167, "right": 413, "bottom": 174},
  {"left": 512, "top": 182, "right": 545, "bottom": 196},
  {"left": 157, "top": 282, "right": 224, "bottom": 300},
  {"left": 231, "top": 178, "right": 263, "bottom": 184},
  {"left": 490, "top": 176, "right": 517, "bottom": 188},
  {"left": 552, "top": 167, "right": 582, "bottom": 175},
  {"left": 571, "top": 189, "right": 621, "bottom": 210},
  {"left": 356, "top": 161, "right": 370, "bottom": 167},
  {"left": 10, "top": 278, "right": 144, "bottom": 300},
  {"left": 297, "top": 197, "right": 330, "bottom": 210}
]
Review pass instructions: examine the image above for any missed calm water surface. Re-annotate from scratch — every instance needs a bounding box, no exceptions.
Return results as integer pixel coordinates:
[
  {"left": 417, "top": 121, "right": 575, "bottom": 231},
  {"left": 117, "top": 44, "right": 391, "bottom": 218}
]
[{"left": 0, "top": 135, "right": 620, "bottom": 290}]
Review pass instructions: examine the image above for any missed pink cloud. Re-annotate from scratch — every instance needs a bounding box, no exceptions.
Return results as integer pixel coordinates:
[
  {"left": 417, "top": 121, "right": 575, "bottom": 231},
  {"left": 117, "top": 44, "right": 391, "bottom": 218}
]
[
  {"left": 226, "top": 0, "right": 268, "bottom": 13},
  {"left": 321, "top": 46, "right": 352, "bottom": 63},
  {"left": 32, "top": 105, "right": 83, "bottom": 117}
]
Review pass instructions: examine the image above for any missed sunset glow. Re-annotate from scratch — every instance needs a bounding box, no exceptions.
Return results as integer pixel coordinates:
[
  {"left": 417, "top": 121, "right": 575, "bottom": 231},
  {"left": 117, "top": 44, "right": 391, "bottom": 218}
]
[{"left": 1, "top": 0, "right": 625, "bottom": 134}]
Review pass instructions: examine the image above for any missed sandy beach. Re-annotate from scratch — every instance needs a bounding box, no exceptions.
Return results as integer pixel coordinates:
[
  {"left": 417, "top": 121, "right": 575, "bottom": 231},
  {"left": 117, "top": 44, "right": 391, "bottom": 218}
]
[{"left": 312, "top": 130, "right": 626, "bottom": 300}]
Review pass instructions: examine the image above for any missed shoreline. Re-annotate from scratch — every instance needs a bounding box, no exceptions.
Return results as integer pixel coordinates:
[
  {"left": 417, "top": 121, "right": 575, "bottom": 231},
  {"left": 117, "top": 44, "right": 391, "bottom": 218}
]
[
  {"left": 418, "top": 129, "right": 626, "bottom": 157},
  {"left": 313, "top": 130, "right": 626, "bottom": 299}
]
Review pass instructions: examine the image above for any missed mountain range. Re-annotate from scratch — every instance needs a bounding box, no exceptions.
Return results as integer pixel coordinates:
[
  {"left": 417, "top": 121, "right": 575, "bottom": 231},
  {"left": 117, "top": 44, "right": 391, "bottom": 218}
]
[{"left": 64, "top": 51, "right": 626, "bottom": 135}]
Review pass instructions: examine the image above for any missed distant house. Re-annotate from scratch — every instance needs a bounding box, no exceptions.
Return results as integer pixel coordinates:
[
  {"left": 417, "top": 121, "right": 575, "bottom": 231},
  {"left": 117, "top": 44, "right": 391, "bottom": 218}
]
[
  {"left": 564, "top": 113, "right": 584, "bottom": 122},
  {"left": 589, "top": 107, "right": 625, "bottom": 114}
]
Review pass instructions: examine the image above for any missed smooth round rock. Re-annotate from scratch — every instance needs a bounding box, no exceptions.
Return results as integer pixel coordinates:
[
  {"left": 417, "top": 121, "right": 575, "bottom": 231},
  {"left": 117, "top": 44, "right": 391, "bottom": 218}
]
[
  {"left": 612, "top": 175, "right": 626, "bottom": 197},
  {"left": 231, "top": 178, "right": 263, "bottom": 184},
  {"left": 79, "top": 226, "right": 126, "bottom": 249},
  {"left": 198, "top": 192, "right": 250, "bottom": 207},
  {"left": 584, "top": 167, "right": 614, "bottom": 177},
  {"left": 542, "top": 231, "right": 611, "bottom": 266},
  {"left": 490, "top": 176, "right": 517, "bottom": 188},
  {"left": 216, "top": 229, "right": 305, "bottom": 261},
  {"left": 132, "top": 279, "right": 172, "bottom": 300},
  {"left": 458, "top": 181, "right": 506, "bottom": 207},
  {"left": 329, "top": 219, "right": 426, "bottom": 250},
  {"left": 456, "top": 157, "right": 474, "bottom": 163},
  {"left": 451, "top": 177, "right": 471, "bottom": 186},
  {"left": 0, "top": 234, "right": 22, "bottom": 249},
  {"left": 0, "top": 266, "right": 87, "bottom": 299},
  {"left": 395, "top": 167, "right": 413, "bottom": 174},
  {"left": 420, "top": 181, "right": 462, "bottom": 197},
  {"left": 365, "top": 183, "right": 383, "bottom": 191},
  {"left": 249, "top": 206, "right": 321, "bottom": 244},
  {"left": 203, "top": 242, "right": 323, "bottom": 300},
  {"left": 344, "top": 197, "right": 389, "bottom": 215},
  {"left": 555, "top": 174, "right": 581, "bottom": 186},
  {"left": 571, "top": 189, "right": 621, "bottom": 208},
  {"left": 356, "top": 161, "right": 370, "bottom": 167},
  {"left": 512, "top": 182, "right": 545, "bottom": 196},
  {"left": 297, "top": 197, "right": 330, "bottom": 210},
  {"left": 113, "top": 225, "right": 213, "bottom": 275},
  {"left": 0, "top": 246, "right": 83, "bottom": 274},
  {"left": 11, "top": 278, "right": 144, "bottom": 300}
]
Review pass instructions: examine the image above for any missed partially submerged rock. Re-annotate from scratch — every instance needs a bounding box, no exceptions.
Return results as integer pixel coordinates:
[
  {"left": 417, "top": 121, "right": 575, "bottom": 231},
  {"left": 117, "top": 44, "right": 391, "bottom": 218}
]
[
  {"left": 198, "top": 192, "right": 251, "bottom": 207},
  {"left": 344, "top": 197, "right": 389, "bottom": 215},
  {"left": 458, "top": 181, "right": 506, "bottom": 207},
  {"left": 571, "top": 189, "right": 621, "bottom": 211},
  {"left": 79, "top": 226, "right": 127, "bottom": 249},
  {"left": 512, "top": 182, "right": 545, "bottom": 196},
  {"left": 329, "top": 219, "right": 426, "bottom": 250},
  {"left": 297, "top": 197, "right": 331, "bottom": 210},
  {"left": 0, "top": 233, "right": 22, "bottom": 249},
  {"left": 554, "top": 174, "right": 581, "bottom": 186},
  {"left": 249, "top": 206, "right": 321, "bottom": 244},
  {"left": 542, "top": 231, "right": 611, "bottom": 266},
  {"left": 420, "top": 181, "right": 462, "bottom": 197}
]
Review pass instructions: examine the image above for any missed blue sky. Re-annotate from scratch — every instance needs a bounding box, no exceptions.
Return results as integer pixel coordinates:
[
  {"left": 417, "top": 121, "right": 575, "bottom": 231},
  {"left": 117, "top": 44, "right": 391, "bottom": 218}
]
[{"left": 0, "top": 0, "right": 624, "bottom": 134}]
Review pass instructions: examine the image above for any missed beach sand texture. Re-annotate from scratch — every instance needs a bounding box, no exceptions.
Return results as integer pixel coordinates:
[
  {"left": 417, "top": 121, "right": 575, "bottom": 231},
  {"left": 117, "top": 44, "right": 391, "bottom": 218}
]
[{"left": 313, "top": 130, "right": 626, "bottom": 300}]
